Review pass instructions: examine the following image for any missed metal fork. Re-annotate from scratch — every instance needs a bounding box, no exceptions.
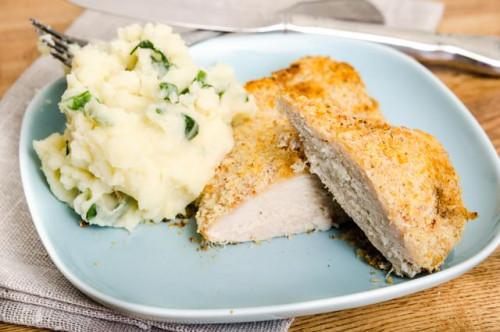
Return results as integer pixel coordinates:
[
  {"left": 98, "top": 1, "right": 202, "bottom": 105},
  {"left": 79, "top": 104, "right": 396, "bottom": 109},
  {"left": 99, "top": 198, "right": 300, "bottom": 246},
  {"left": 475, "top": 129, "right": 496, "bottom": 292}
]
[{"left": 31, "top": 18, "right": 87, "bottom": 67}]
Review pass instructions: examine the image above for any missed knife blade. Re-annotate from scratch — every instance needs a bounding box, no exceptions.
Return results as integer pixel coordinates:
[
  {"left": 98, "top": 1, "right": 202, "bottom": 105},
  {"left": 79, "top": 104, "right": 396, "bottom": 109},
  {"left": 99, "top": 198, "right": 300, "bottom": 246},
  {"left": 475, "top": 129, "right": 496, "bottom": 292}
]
[
  {"left": 70, "top": 0, "right": 500, "bottom": 76},
  {"left": 70, "top": 0, "right": 385, "bottom": 30}
]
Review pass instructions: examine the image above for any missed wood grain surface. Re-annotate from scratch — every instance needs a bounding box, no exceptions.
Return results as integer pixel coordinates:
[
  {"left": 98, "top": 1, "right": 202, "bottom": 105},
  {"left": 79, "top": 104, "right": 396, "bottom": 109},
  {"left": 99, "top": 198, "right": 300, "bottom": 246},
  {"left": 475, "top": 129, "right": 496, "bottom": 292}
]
[{"left": 0, "top": 0, "right": 498, "bottom": 331}]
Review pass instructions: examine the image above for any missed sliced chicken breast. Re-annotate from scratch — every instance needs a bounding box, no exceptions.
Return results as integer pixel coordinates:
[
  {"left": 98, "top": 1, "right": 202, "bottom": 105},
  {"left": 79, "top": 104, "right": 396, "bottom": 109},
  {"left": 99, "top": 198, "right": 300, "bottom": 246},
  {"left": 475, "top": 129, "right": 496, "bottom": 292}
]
[
  {"left": 282, "top": 93, "right": 477, "bottom": 276},
  {"left": 196, "top": 57, "right": 382, "bottom": 243}
]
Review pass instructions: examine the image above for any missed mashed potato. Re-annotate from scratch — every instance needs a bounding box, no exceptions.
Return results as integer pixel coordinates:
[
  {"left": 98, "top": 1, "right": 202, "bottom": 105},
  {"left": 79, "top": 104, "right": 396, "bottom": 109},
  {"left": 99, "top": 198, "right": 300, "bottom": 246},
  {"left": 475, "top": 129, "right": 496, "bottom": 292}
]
[{"left": 34, "top": 23, "right": 255, "bottom": 230}]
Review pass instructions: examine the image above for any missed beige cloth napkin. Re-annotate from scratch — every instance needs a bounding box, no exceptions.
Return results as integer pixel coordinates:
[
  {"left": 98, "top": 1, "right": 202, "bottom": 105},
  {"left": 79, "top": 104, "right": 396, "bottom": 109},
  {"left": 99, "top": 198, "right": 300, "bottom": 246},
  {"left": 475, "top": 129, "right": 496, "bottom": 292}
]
[{"left": 0, "top": 10, "right": 292, "bottom": 332}]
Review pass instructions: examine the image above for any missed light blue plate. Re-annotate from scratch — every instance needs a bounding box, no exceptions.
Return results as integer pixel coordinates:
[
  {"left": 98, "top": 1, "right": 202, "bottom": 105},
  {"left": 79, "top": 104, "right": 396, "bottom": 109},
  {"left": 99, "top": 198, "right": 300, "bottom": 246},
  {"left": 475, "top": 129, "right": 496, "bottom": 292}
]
[{"left": 20, "top": 33, "right": 500, "bottom": 323}]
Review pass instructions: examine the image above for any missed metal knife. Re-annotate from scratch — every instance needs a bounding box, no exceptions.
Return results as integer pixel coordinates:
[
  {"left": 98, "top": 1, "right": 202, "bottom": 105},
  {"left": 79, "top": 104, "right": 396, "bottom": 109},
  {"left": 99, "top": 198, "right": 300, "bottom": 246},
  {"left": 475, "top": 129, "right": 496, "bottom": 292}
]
[{"left": 71, "top": 0, "right": 500, "bottom": 76}]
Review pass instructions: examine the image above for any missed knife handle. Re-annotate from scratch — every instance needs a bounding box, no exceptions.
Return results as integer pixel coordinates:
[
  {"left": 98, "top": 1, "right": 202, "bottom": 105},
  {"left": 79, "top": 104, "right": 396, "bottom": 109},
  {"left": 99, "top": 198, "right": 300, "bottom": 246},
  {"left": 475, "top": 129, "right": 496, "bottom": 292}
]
[{"left": 284, "top": 15, "right": 500, "bottom": 77}]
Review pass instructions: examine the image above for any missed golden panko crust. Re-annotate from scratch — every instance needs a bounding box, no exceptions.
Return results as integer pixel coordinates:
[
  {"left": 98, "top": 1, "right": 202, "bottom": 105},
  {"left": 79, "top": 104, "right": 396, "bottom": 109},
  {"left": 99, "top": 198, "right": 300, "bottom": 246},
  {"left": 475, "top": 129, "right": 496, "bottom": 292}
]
[
  {"left": 196, "top": 77, "right": 304, "bottom": 236},
  {"left": 273, "top": 56, "right": 382, "bottom": 121},
  {"left": 197, "top": 56, "right": 382, "bottom": 237},
  {"left": 284, "top": 94, "right": 477, "bottom": 271}
]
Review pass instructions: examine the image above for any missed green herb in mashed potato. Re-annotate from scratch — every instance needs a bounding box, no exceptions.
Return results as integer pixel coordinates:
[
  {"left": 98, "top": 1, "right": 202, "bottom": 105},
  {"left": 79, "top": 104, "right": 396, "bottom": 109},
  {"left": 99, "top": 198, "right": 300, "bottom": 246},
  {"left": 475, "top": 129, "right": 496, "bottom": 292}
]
[
  {"left": 194, "top": 70, "right": 211, "bottom": 88},
  {"left": 159, "top": 82, "right": 178, "bottom": 103},
  {"left": 195, "top": 70, "right": 207, "bottom": 82},
  {"left": 130, "top": 40, "right": 154, "bottom": 53},
  {"left": 67, "top": 90, "right": 92, "bottom": 111},
  {"left": 130, "top": 39, "right": 170, "bottom": 72},
  {"left": 183, "top": 114, "right": 199, "bottom": 140},
  {"left": 86, "top": 203, "right": 97, "bottom": 220}
]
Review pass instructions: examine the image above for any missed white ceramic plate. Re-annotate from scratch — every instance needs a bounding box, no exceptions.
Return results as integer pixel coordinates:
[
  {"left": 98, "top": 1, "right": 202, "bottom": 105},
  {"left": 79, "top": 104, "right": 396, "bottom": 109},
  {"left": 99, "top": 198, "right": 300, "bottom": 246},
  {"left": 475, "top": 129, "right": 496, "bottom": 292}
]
[{"left": 20, "top": 33, "right": 500, "bottom": 323}]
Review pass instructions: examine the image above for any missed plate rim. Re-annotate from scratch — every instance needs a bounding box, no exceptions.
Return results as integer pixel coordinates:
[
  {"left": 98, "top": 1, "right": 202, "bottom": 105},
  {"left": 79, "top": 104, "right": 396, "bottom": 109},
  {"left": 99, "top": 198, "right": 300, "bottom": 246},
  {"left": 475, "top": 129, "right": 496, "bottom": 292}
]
[{"left": 19, "top": 32, "right": 500, "bottom": 323}]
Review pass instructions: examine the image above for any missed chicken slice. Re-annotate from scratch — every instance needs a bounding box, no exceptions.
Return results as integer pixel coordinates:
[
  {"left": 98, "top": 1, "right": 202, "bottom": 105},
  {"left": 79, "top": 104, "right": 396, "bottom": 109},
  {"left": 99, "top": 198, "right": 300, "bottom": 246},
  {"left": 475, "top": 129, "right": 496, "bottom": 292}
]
[
  {"left": 282, "top": 93, "right": 477, "bottom": 276},
  {"left": 196, "top": 56, "right": 382, "bottom": 243}
]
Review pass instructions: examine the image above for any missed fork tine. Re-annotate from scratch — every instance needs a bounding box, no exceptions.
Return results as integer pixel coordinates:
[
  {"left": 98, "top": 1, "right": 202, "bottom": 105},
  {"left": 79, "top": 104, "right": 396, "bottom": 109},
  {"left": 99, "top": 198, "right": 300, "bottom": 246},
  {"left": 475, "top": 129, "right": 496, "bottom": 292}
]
[
  {"left": 49, "top": 51, "right": 73, "bottom": 67},
  {"left": 48, "top": 36, "right": 70, "bottom": 52},
  {"left": 40, "top": 39, "right": 73, "bottom": 59},
  {"left": 30, "top": 18, "right": 87, "bottom": 47},
  {"left": 30, "top": 18, "right": 89, "bottom": 67},
  {"left": 30, "top": 18, "right": 71, "bottom": 44},
  {"left": 40, "top": 37, "right": 71, "bottom": 54}
]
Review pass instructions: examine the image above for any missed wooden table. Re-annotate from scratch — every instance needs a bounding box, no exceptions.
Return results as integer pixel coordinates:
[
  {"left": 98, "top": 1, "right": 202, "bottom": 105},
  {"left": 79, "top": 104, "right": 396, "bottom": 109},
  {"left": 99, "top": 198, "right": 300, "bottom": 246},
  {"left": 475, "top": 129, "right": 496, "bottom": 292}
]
[{"left": 0, "top": 0, "right": 498, "bottom": 331}]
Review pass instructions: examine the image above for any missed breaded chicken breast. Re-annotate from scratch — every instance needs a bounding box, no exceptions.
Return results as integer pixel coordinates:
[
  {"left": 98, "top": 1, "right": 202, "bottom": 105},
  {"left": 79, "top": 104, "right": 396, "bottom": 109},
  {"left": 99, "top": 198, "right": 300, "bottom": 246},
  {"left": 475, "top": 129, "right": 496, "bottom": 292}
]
[
  {"left": 196, "top": 56, "right": 382, "bottom": 243},
  {"left": 282, "top": 93, "right": 477, "bottom": 276}
]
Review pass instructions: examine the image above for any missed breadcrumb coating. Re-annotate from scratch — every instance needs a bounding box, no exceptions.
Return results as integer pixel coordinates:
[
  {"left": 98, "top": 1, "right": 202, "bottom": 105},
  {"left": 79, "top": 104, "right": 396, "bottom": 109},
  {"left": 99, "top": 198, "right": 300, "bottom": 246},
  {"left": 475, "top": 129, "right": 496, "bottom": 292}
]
[
  {"left": 283, "top": 93, "right": 477, "bottom": 272},
  {"left": 197, "top": 56, "right": 383, "bottom": 238}
]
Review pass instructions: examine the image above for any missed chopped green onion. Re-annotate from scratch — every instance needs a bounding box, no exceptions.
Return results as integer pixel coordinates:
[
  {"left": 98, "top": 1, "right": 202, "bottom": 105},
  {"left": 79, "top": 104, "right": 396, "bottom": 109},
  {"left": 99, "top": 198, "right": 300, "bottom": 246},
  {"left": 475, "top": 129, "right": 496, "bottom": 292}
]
[
  {"left": 245, "top": 95, "right": 250, "bottom": 102},
  {"left": 67, "top": 91, "right": 92, "bottom": 111},
  {"left": 183, "top": 114, "right": 199, "bottom": 140},
  {"left": 159, "top": 82, "right": 178, "bottom": 102},
  {"left": 86, "top": 203, "right": 97, "bottom": 220},
  {"left": 180, "top": 87, "right": 190, "bottom": 95},
  {"left": 130, "top": 40, "right": 171, "bottom": 72},
  {"left": 218, "top": 90, "right": 225, "bottom": 99},
  {"left": 150, "top": 50, "right": 168, "bottom": 65},
  {"left": 151, "top": 50, "right": 170, "bottom": 71},
  {"left": 194, "top": 70, "right": 211, "bottom": 88},
  {"left": 155, "top": 108, "right": 165, "bottom": 115},
  {"left": 195, "top": 70, "right": 207, "bottom": 82},
  {"left": 129, "top": 40, "right": 155, "bottom": 54}
]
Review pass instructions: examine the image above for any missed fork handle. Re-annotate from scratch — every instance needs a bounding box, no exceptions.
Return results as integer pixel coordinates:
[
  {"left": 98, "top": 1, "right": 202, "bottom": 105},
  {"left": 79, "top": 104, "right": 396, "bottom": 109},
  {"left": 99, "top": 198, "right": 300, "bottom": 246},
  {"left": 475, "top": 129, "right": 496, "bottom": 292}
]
[{"left": 284, "top": 14, "right": 500, "bottom": 77}]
